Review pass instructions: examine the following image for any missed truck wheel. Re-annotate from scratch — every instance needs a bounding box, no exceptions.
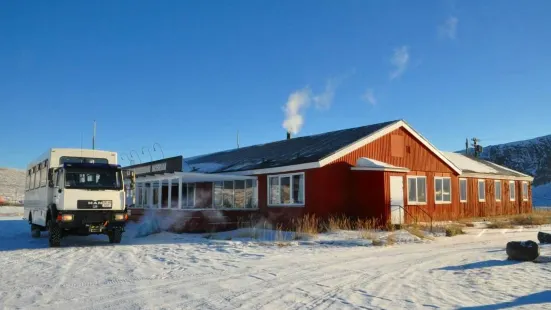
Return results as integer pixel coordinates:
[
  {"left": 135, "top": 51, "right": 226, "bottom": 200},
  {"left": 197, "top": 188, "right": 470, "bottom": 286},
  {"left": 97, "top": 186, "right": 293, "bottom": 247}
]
[
  {"left": 48, "top": 219, "right": 62, "bottom": 247},
  {"left": 31, "top": 224, "right": 41, "bottom": 238},
  {"left": 108, "top": 230, "right": 122, "bottom": 244}
]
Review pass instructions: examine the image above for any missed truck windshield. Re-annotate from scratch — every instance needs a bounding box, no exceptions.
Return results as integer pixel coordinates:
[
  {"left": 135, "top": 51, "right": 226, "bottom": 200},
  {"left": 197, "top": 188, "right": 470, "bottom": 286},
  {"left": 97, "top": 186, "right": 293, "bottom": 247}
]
[{"left": 64, "top": 168, "right": 123, "bottom": 190}]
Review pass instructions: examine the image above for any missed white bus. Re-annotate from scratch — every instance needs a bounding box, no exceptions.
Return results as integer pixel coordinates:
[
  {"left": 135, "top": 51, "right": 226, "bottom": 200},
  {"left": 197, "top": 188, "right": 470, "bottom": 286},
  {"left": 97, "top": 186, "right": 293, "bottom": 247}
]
[{"left": 24, "top": 148, "right": 128, "bottom": 247}]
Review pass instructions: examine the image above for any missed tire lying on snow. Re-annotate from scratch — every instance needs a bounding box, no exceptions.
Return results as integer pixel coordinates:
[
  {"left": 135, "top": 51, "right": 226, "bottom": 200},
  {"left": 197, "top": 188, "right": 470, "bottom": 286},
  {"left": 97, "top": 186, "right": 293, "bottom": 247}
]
[
  {"left": 537, "top": 232, "right": 551, "bottom": 244},
  {"left": 506, "top": 240, "right": 540, "bottom": 261}
]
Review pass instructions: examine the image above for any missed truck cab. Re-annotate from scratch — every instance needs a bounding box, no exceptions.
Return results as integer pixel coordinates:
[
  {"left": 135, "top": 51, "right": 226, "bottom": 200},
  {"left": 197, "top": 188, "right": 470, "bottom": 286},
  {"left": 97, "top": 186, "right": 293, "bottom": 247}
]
[{"left": 46, "top": 163, "right": 128, "bottom": 245}]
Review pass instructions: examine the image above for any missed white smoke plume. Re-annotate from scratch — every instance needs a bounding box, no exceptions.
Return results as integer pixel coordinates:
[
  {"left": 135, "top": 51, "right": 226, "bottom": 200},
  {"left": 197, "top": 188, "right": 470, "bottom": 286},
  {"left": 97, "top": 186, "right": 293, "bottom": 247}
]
[{"left": 282, "top": 87, "right": 312, "bottom": 135}]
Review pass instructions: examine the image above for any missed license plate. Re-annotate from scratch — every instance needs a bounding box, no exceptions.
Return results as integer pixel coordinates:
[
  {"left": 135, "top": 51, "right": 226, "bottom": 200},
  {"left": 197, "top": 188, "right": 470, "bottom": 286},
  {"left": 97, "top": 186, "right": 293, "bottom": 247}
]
[{"left": 89, "top": 225, "right": 103, "bottom": 233}]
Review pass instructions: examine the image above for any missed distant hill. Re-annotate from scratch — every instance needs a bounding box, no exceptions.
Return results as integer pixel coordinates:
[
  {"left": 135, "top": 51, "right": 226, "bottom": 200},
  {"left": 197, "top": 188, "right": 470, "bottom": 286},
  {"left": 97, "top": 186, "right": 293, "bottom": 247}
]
[
  {"left": 0, "top": 168, "right": 26, "bottom": 203},
  {"left": 460, "top": 134, "right": 551, "bottom": 207}
]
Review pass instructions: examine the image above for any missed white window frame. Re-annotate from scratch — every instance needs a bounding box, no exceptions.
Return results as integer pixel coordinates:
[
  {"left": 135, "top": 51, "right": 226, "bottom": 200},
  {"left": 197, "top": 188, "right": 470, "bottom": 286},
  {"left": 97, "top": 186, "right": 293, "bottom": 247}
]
[
  {"left": 407, "top": 176, "right": 427, "bottom": 205},
  {"left": 509, "top": 181, "right": 516, "bottom": 202},
  {"left": 434, "top": 177, "right": 452, "bottom": 204},
  {"left": 459, "top": 178, "right": 467, "bottom": 203},
  {"left": 267, "top": 172, "right": 305, "bottom": 207},
  {"left": 213, "top": 180, "right": 259, "bottom": 210},
  {"left": 180, "top": 183, "right": 196, "bottom": 209},
  {"left": 495, "top": 180, "right": 502, "bottom": 202},
  {"left": 478, "top": 179, "right": 486, "bottom": 202},
  {"left": 522, "top": 181, "right": 529, "bottom": 201}
]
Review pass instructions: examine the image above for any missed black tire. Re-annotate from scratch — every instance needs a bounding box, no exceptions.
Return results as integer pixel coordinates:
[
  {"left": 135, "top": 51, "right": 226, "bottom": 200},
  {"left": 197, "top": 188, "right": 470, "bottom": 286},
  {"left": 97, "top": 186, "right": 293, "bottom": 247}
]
[
  {"left": 48, "top": 219, "right": 62, "bottom": 247},
  {"left": 31, "top": 224, "right": 41, "bottom": 238},
  {"left": 108, "top": 230, "right": 122, "bottom": 244}
]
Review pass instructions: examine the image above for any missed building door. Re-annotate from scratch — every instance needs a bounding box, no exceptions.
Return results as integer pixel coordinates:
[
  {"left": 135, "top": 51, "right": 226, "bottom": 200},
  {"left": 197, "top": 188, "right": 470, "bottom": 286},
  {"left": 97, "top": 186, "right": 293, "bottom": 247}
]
[{"left": 390, "top": 176, "right": 405, "bottom": 225}]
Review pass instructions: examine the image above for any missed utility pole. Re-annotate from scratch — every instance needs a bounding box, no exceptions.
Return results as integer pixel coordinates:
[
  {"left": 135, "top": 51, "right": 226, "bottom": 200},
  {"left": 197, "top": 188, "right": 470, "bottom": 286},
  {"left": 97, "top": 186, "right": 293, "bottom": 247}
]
[
  {"left": 93, "top": 120, "right": 96, "bottom": 150},
  {"left": 237, "top": 130, "right": 240, "bottom": 148},
  {"left": 465, "top": 138, "right": 469, "bottom": 155}
]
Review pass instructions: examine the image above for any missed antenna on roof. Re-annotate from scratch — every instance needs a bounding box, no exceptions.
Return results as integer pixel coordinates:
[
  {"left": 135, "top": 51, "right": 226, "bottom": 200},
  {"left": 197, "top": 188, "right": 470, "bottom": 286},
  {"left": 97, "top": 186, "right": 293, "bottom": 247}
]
[
  {"left": 465, "top": 138, "right": 469, "bottom": 155},
  {"left": 92, "top": 120, "right": 96, "bottom": 150},
  {"left": 237, "top": 130, "right": 240, "bottom": 148}
]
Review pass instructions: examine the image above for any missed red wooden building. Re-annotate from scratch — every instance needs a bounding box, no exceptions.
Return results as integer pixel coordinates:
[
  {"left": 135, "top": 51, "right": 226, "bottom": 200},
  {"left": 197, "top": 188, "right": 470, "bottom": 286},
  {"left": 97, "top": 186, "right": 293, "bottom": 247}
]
[{"left": 127, "top": 120, "right": 533, "bottom": 229}]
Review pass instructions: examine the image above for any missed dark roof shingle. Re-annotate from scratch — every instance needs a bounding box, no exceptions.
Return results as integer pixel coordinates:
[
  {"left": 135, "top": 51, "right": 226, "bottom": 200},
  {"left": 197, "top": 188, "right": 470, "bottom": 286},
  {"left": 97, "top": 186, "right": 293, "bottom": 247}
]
[{"left": 186, "top": 120, "right": 399, "bottom": 173}]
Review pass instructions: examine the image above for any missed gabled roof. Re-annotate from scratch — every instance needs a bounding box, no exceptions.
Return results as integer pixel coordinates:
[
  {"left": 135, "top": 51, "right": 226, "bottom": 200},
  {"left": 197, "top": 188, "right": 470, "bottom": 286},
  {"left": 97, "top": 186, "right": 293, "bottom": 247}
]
[
  {"left": 185, "top": 119, "right": 462, "bottom": 175},
  {"left": 441, "top": 151, "right": 533, "bottom": 181}
]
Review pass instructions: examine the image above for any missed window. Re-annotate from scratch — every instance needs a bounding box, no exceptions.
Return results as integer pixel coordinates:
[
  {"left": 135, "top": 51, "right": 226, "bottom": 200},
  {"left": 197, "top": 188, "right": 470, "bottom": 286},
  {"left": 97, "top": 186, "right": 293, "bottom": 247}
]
[
  {"left": 234, "top": 180, "right": 245, "bottom": 208},
  {"left": 434, "top": 177, "right": 451, "bottom": 204},
  {"left": 495, "top": 181, "right": 502, "bottom": 202},
  {"left": 407, "top": 176, "right": 427, "bottom": 204},
  {"left": 223, "top": 181, "right": 234, "bottom": 208},
  {"left": 522, "top": 182, "right": 529, "bottom": 201},
  {"left": 64, "top": 169, "right": 122, "bottom": 190},
  {"left": 269, "top": 176, "right": 280, "bottom": 205},
  {"left": 459, "top": 179, "right": 467, "bottom": 202},
  {"left": 213, "top": 180, "right": 257, "bottom": 209},
  {"left": 26, "top": 170, "right": 31, "bottom": 190},
  {"left": 59, "top": 156, "right": 108, "bottom": 165},
  {"left": 214, "top": 181, "right": 223, "bottom": 207},
  {"left": 40, "top": 163, "right": 48, "bottom": 187},
  {"left": 180, "top": 183, "right": 196, "bottom": 208},
  {"left": 478, "top": 180, "right": 486, "bottom": 202},
  {"left": 509, "top": 181, "right": 516, "bottom": 201},
  {"left": 268, "top": 173, "right": 305, "bottom": 206},
  {"left": 33, "top": 167, "right": 38, "bottom": 189}
]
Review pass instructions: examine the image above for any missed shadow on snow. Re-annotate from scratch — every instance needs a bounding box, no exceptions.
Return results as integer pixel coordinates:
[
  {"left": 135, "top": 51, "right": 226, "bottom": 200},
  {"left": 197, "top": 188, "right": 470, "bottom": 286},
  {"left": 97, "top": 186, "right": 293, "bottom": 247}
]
[
  {"left": 458, "top": 290, "right": 551, "bottom": 310},
  {"left": 436, "top": 259, "right": 522, "bottom": 271}
]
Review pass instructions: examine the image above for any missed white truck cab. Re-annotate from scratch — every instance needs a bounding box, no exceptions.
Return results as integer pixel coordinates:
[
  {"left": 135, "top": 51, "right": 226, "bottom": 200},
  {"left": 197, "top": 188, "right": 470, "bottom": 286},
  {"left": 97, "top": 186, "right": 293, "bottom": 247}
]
[{"left": 24, "top": 149, "right": 131, "bottom": 247}]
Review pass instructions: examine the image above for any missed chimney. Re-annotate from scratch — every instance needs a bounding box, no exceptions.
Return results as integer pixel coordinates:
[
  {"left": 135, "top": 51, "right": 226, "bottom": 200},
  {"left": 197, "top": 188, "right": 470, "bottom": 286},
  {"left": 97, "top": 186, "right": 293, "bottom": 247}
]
[{"left": 286, "top": 132, "right": 291, "bottom": 140}]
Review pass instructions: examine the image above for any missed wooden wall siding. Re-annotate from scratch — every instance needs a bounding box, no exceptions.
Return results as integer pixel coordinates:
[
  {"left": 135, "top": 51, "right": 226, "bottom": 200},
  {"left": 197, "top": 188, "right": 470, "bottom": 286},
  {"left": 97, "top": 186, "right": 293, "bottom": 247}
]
[
  {"left": 351, "top": 170, "right": 385, "bottom": 219},
  {"left": 329, "top": 127, "right": 456, "bottom": 174}
]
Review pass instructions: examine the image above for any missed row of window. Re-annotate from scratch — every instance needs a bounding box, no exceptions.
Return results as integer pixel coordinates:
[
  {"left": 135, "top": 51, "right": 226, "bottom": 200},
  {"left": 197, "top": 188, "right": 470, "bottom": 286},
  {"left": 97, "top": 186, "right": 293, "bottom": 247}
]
[
  {"left": 25, "top": 160, "right": 49, "bottom": 191},
  {"left": 136, "top": 180, "right": 258, "bottom": 209},
  {"left": 408, "top": 176, "right": 529, "bottom": 205}
]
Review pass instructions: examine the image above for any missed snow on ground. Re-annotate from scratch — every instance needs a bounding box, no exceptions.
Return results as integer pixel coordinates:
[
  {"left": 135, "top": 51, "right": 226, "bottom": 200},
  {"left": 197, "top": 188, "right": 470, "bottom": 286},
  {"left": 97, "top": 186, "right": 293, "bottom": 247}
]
[{"left": 1, "top": 216, "right": 551, "bottom": 310}]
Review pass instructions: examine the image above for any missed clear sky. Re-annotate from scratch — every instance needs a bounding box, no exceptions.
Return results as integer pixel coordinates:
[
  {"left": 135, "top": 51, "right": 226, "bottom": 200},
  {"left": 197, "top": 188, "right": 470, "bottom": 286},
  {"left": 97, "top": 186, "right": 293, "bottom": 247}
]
[{"left": 1, "top": 0, "right": 550, "bottom": 169}]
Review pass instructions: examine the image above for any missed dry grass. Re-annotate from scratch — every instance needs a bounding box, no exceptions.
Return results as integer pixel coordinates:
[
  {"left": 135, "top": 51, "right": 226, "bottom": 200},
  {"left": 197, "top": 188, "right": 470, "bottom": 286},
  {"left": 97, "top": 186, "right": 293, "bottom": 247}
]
[
  {"left": 387, "top": 233, "right": 397, "bottom": 245},
  {"left": 465, "top": 223, "right": 475, "bottom": 227},
  {"left": 486, "top": 221, "right": 514, "bottom": 229},
  {"left": 445, "top": 225, "right": 465, "bottom": 237},
  {"left": 355, "top": 218, "right": 376, "bottom": 240},
  {"left": 325, "top": 215, "right": 353, "bottom": 232},
  {"left": 292, "top": 214, "right": 321, "bottom": 239},
  {"left": 405, "top": 226, "right": 434, "bottom": 240},
  {"left": 372, "top": 239, "right": 384, "bottom": 246},
  {"left": 510, "top": 214, "right": 549, "bottom": 226}
]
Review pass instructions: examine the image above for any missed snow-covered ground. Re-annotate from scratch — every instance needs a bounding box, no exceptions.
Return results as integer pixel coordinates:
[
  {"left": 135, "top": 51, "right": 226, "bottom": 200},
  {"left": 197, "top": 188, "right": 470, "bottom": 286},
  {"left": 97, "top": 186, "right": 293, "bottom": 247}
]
[{"left": 1, "top": 215, "right": 551, "bottom": 310}]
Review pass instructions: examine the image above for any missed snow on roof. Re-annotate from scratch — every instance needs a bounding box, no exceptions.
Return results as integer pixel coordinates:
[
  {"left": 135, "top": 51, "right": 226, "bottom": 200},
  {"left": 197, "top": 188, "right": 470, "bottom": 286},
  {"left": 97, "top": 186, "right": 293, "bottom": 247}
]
[
  {"left": 355, "top": 157, "right": 409, "bottom": 171},
  {"left": 441, "top": 151, "right": 531, "bottom": 178},
  {"left": 441, "top": 152, "right": 498, "bottom": 174}
]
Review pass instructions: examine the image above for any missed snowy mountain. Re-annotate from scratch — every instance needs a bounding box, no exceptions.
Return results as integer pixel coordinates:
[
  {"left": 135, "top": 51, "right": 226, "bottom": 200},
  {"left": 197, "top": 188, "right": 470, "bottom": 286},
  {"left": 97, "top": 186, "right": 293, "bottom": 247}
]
[
  {"left": 461, "top": 134, "right": 551, "bottom": 206},
  {"left": 0, "top": 168, "right": 26, "bottom": 203}
]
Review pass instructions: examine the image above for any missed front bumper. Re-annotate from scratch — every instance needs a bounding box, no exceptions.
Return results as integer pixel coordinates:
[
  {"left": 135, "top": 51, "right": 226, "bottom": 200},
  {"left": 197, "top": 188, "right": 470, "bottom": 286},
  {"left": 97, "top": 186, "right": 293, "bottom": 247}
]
[{"left": 56, "top": 210, "right": 127, "bottom": 232}]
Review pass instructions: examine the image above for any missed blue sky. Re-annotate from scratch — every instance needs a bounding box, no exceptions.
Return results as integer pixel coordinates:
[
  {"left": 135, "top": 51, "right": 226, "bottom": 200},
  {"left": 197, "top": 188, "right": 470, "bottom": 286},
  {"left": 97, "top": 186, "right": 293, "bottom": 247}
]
[{"left": 1, "top": 0, "right": 550, "bottom": 168}]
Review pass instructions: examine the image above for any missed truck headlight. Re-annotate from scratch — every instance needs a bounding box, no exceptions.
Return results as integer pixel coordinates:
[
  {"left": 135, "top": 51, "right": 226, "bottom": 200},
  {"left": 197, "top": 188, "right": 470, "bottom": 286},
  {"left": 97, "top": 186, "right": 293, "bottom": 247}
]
[
  {"left": 61, "top": 214, "right": 74, "bottom": 222},
  {"left": 114, "top": 213, "right": 127, "bottom": 221}
]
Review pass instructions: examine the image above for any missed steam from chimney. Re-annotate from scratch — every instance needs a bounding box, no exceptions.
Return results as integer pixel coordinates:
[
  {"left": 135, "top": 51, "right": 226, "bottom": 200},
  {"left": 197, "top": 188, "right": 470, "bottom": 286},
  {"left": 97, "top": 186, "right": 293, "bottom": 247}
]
[{"left": 282, "top": 87, "right": 311, "bottom": 135}]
